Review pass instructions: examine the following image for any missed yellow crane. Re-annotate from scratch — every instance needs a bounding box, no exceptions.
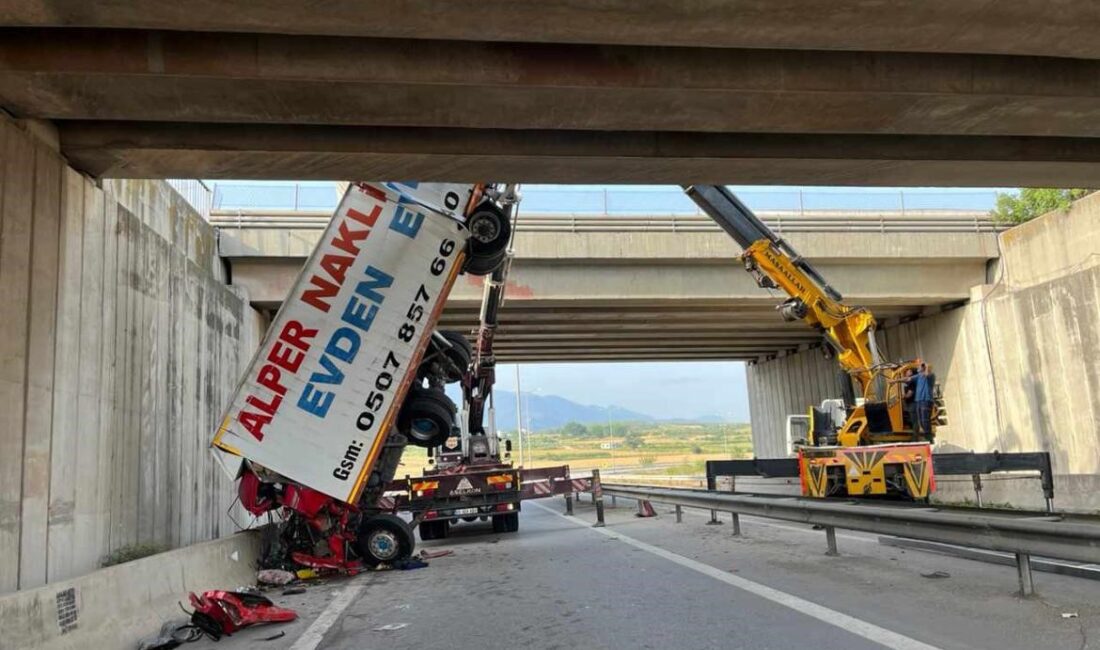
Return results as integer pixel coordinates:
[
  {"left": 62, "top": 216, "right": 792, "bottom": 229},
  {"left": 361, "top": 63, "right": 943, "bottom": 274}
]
[{"left": 684, "top": 185, "right": 938, "bottom": 498}]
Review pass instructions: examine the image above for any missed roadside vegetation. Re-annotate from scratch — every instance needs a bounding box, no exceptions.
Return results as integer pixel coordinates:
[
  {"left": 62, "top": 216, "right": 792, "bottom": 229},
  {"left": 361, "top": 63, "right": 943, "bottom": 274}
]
[
  {"left": 991, "top": 188, "right": 1092, "bottom": 224},
  {"left": 400, "top": 421, "right": 753, "bottom": 478},
  {"left": 101, "top": 542, "right": 170, "bottom": 567}
]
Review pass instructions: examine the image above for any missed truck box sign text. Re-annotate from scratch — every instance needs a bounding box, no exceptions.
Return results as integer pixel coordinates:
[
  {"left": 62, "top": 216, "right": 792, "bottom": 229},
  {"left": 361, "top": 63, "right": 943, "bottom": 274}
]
[{"left": 213, "top": 183, "right": 472, "bottom": 502}]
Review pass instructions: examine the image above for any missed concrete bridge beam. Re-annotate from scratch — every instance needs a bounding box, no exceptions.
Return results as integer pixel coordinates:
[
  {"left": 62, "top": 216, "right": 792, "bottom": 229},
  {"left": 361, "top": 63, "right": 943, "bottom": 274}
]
[{"left": 4, "top": 1, "right": 1098, "bottom": 59}]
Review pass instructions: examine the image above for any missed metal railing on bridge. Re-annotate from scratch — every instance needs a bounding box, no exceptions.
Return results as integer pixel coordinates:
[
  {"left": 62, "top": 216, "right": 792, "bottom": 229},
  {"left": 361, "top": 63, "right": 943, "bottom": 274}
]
[{"left": 208, "top": 209, "right": 1002, "bottom": 234}]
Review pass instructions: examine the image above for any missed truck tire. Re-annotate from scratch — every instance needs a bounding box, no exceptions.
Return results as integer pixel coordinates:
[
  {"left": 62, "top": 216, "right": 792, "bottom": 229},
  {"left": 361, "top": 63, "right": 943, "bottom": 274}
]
[
  {"left": 463, "top": 203, "right": 510, "bottom": 276},
  {"left": 492, "top": 515, "right": 508, "bottom": 533},
  {"left": 356, "top": 514, "right": 415, "bottom": 567},
  {"left": 398, "top": 387, "right": 456, "bottom": 448},
  {"left": 463, "top": 246, "right": 508, "bottom": 277},
  {"left": 437, "top": 330, "right": 472, "bottom": 383},
  {"left": 504, "top": 512, "right": 520, "bottom": 533},
  {"left": 418, "top": 519, "right": 448, "bottom": 542}
]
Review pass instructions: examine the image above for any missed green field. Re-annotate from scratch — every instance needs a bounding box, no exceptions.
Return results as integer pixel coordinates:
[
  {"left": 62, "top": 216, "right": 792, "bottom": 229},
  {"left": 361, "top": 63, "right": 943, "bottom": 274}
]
[{"left": 399, "top": 420, "right": 753, "bottom": 479}]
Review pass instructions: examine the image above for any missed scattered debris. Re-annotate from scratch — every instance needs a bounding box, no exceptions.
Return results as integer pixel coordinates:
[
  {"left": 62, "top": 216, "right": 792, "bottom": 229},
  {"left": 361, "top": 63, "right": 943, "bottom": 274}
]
[
  {"left": 920, "top": 570, "right": 951, "bottom": 579},
  {"left": 373, "top": 623, "right": 409, "bottom": 632},
  {"left": 258, "top": 569, "right": 296, "bottom": 585},
  {"left": 136, "top": 619, "right": 203, "bottom": 650},
  {"left": 282, "top": 587, "right": 307, "bottom": 596},
  {"left": 188, "top": 591, "right": 297, "bottom": 640},
  {"left": 419, "top": 549, "right": 454, "bottom": 559},
  {"left": 296, "top": 568, "right": 320, "bottom": 580},
  {"left": 386, "top": 557, "right": 429, "bottom": 571},
  {"left": 1062, "top": 612, "right": 1080, "bottom": 619},
  {"left": 260, "top": 631, "right": 287, "bottom": 641}
]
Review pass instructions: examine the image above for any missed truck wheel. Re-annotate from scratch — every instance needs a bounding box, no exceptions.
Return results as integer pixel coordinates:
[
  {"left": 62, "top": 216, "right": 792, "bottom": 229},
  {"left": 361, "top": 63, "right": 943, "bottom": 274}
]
[
  {"left": 505, "top": 512, "right": 519, "bottom": 532},
  {"left": 463, "top": 203, "right": 510, "bottom": 276},
  {"left": 437, "top": 330, "right": 472, "bottom": 383},
  {"left": 356, "top": 514, "right": 415, "bottom": 567},
  {"left": 463, "top": 246, "right": 508, "bottom": 276},
  {"left": 418, "top": 519, "right": 448, "bottom": 542},
  {"left": 398, "top": 387, "right": 456, "bottom": 448},
  {"left": 492, "top": 515, "right": 507, "bottom": 533}
]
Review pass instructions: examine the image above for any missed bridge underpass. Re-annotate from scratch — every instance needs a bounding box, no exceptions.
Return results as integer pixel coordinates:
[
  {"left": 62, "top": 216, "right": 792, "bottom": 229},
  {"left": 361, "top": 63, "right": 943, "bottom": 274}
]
[
  {"left": 3, "top": 5, "right": 1100, "bottom": 643},
  {"left": 216, "top": 209, "right": 998, "bottom": 361}
]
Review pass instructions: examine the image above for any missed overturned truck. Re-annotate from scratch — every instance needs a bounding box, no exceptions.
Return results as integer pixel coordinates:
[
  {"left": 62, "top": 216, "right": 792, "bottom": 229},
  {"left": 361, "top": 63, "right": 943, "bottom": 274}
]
[{"left": 211, "top": 182, "right": 515, "bottom": 572}]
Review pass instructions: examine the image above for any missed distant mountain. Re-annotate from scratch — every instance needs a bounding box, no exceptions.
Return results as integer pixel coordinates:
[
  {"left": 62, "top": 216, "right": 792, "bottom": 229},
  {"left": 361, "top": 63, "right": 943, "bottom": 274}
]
[
  {"left": 481, "top": 390, "right": 653, "bottom": 431},
  {"left": 445, "top": 387, "right": 729, "bottom": 431},
  {"left": 660, "top": 414, "right": 729, "bottom": 424}
]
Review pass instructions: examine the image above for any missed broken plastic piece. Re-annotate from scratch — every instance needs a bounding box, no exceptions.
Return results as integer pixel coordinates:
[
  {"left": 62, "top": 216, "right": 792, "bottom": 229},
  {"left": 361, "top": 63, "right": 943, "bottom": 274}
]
[
  {"left": 187, "top": 590, "right": 297, "bottom": 639},
  {"left": 257, "top": 569, "right": 296, "bottom": 585}
]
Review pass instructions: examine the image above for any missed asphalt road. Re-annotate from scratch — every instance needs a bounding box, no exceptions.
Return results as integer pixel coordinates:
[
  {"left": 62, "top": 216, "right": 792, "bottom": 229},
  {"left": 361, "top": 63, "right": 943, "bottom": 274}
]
[{"left": 192, "top": 500, "right": 1100, "bottom": 650}]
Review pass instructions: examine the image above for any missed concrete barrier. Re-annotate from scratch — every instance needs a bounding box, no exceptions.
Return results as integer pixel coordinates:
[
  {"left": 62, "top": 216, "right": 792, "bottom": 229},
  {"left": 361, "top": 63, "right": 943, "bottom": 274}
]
[{"left": 0, "top": 530, "right": 263, "bottom": 649}]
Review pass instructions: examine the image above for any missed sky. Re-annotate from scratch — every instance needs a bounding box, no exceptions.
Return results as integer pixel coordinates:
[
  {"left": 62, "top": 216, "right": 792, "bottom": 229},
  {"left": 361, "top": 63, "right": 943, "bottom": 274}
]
[
  {"left": 209, "top": 181, "right": 1011, "bottom": 214},
  {"left": 491, "top": 361, "right": 749, "bottom": 422}
]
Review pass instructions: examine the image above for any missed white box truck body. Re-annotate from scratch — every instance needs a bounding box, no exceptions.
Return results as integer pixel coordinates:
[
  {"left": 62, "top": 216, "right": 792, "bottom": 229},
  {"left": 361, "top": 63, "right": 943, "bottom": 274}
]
[{"left": 213, "top": 182, "right": 477, "bottom": 503}]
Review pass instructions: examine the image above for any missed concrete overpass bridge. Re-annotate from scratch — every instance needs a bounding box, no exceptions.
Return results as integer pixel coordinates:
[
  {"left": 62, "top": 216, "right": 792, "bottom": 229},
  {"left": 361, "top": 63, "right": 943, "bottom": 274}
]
[
  {"left": 4, "top": 1, "right": 1100, "bottom": 185},
  {"left": 215, "top": 207, "right": 1000, "bottom": 362}
]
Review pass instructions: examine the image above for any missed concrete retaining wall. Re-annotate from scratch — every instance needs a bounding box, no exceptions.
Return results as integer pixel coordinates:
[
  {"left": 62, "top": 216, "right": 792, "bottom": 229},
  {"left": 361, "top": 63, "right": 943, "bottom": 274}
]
[
  {"left": 0, "top": 116, "right": 262, "bottom": 594},
  {"left": 0, "top": 530, "right": 262, "bottom": 650},
  {"left": 746, "top": 193, "right": 1100, "bottom": 512}
]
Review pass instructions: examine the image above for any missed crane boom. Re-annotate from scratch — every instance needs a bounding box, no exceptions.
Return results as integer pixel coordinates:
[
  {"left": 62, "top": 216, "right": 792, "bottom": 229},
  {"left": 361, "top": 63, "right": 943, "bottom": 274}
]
[{"left": 683, "top": 184, "right": 882, "bottom": 393}]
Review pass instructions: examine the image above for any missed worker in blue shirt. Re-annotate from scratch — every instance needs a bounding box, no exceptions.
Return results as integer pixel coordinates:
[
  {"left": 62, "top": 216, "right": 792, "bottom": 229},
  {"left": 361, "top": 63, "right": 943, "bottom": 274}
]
[{"left": 914, "top": 363, "right": 937, "bottom": 440}]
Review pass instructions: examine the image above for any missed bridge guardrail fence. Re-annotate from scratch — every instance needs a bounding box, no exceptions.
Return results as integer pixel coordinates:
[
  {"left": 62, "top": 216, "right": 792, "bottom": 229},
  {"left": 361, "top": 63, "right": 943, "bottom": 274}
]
[{"left": 208, "top": 209, "right": 1003, "bottom": 234}]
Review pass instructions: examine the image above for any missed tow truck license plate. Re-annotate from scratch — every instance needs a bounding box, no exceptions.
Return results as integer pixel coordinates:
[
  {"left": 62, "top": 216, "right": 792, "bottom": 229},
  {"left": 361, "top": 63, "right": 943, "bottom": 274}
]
[{"left": 453, "top": 507, "right": 478, "bottom": 516}]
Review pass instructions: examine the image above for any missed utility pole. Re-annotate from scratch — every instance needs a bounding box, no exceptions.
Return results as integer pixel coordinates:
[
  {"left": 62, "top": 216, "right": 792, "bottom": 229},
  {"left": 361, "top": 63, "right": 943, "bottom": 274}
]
[
  {"left": 514, "top": 365, "right": 524, "bottom": 467},
  {"left": 607, "top": 407, "right": 615, "bottom": 473},
  {"left": 524, "top": 391, "right": 533, "bottom": 466}
]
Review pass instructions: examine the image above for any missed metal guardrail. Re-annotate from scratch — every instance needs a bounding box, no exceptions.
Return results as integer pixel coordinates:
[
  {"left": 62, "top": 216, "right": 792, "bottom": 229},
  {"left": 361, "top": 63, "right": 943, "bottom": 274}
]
[
  {"left": 167, "top": 179, "right": 212, "bottom": 220},
  {"left": 596, "top": 482, "right": 1100, "bottom": 596},
  {"left": 208, "top": 209, "right": 1002, "bottom": 234}
]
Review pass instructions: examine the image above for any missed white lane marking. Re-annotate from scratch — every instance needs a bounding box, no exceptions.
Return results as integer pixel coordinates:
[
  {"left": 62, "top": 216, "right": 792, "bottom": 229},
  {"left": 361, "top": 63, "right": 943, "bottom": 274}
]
[
  {"left": 289, "top": 579, "right": 366, "bottom": 650},
  {"left": 531, "top": 501, "right": 941, "bottom": 650}
]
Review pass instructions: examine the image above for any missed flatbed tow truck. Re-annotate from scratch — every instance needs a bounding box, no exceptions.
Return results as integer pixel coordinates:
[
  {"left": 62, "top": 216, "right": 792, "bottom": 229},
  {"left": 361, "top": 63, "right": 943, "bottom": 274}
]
[{"left": 376, "top": 194, "right": 592, "bottom": 541}]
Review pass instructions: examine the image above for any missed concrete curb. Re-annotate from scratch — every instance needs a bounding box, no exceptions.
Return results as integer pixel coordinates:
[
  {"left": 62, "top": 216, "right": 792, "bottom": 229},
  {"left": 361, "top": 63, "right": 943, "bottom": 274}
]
[{"left": 0, "top": 530, "right": 263, "bottom": 649}]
